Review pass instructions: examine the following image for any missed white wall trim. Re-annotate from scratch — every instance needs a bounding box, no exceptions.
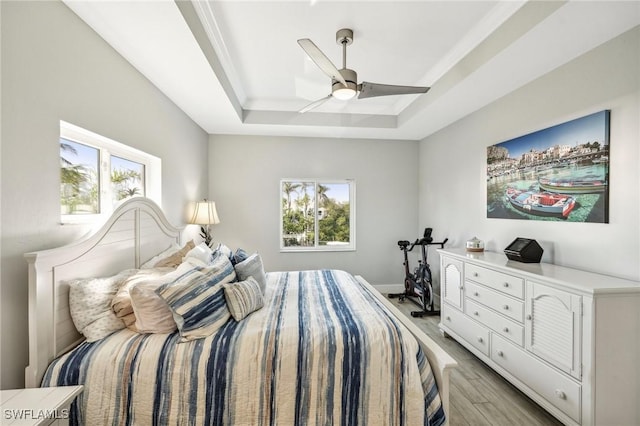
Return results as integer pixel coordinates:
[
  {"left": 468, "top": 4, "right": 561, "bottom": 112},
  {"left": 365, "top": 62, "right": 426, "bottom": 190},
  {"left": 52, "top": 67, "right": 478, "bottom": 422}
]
[{"left": 372, "top": 284, "right": 404, "bottom": 294}]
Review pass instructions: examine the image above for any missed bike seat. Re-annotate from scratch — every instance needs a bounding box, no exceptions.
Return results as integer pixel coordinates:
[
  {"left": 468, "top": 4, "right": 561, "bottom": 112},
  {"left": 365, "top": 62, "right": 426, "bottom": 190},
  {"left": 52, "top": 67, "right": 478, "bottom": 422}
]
[{"left": 397, "top": 240, "right": 410, "bottom": 248}]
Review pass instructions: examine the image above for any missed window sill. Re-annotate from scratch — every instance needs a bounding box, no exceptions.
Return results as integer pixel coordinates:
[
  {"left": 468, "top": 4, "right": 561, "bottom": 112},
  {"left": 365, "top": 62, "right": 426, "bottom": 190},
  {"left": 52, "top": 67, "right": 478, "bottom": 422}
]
[{"left": 280, "top": 246, "right": 356, "bottom": 253}]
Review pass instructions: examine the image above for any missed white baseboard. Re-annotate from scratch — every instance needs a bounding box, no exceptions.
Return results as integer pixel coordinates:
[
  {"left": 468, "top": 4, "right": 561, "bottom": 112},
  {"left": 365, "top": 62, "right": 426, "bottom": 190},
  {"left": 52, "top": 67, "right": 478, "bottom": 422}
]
[{"left": 372, "top": 284, "right": 404, "bottom": 294}]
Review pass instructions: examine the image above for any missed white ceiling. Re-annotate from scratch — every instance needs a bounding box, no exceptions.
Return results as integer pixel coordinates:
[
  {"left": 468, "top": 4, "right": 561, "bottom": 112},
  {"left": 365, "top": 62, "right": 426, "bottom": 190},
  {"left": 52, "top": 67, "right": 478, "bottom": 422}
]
[{"left": 64, "top": 0, "right": 640, "bottom": 141}]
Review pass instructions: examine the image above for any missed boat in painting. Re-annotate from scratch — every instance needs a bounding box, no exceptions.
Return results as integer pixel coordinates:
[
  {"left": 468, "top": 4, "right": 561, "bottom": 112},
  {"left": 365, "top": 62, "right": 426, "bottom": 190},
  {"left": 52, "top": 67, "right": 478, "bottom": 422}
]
[
  {"left": 505, "top": 188, "right": 576, "bottom": 218},
  {"left": 538, "top": 177, "right": 607, "bottom": 194}
]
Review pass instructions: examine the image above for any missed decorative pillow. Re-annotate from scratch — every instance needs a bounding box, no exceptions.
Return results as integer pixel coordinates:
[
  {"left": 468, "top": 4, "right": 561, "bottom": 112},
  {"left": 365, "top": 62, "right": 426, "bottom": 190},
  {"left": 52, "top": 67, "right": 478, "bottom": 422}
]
[
  {"left": 231, "top": 248, "right": 250, "bottom": 265},
  {"left": 68, "top": 269, "right": 138, "bottom": 341},
  {"left": 234, "top": 253, "right": 267, "bottom": 294},
  {"left": 212, "top": 243, "right": 233, "bottom": 261},
  {"left": 128, "top": 263, "right": 195, "bottom": 334},
  {"left": 153, "top": 240, "right": 195, "bottom": 268},
  {"left": 140, "top": 243, "right": 179, "bottom": 269},
  {"left": 156, "top": 255, "right": 236, "bottom": 341},
  {"left": 112, "top": 268, "right": 173, "bottom": 331},
  {"left": 223, "top": 277, "right": 264, "bottom": 321},
  {"left": 181, "top": 256, "right": 209, "bottom": 268},
  {"left": 184, "top": 242, "right": 213, "bottom": 265},
  {"left": 111, "top": 284, "right": 136, "bottom": 329}
]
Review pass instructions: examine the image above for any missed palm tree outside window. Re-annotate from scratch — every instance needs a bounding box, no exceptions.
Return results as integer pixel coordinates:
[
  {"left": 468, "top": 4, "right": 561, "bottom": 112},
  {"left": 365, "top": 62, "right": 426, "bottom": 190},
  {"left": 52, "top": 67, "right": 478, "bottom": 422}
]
[
  {"left": 59, "top": 121, "right": 160, "bottom": 223},
  {"left": 280, "top": 179, "right": 356, "bottom": 251}
]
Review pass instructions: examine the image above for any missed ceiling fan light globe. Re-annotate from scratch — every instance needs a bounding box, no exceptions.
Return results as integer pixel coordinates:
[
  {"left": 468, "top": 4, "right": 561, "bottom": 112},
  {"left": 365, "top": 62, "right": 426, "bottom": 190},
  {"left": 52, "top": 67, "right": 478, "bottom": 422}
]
[{"left": 332, "top": 87, "right": 357, "bottom": 100}]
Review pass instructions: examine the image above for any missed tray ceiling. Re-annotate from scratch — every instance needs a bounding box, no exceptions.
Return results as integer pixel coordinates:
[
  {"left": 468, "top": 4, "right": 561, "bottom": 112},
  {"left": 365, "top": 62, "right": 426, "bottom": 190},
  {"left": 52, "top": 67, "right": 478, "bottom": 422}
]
[{"left": 63, "top": 1, "right": 640, "bottom": 140}]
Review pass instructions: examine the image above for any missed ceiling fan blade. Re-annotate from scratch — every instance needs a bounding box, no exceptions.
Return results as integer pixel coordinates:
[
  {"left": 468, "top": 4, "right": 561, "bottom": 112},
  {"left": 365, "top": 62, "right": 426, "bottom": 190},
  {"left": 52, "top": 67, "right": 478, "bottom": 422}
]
[
  {"left": 357, "top": 81, "right": 430, "bottom": 99},
  {"left": 298, "top": 94, "right": 333, "bottom": 113},
  {"left": 297, "top": 38, "right": 348, "bottom": 87}
]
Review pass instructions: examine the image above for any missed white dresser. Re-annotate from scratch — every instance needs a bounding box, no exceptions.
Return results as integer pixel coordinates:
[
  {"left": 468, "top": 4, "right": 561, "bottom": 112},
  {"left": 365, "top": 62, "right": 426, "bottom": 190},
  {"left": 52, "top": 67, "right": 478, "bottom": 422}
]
[{"left": 438, "top": 248, "right": 640, "bottom": 426}]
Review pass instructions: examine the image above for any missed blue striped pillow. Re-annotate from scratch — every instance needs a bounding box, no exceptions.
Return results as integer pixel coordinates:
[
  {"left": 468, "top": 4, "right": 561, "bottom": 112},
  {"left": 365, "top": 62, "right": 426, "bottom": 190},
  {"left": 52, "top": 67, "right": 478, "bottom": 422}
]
[
  {"left": 223, "top": 277, "right": 264, "bottom": 321},
  {"left": 156, "top": 255, "right": 236, "bottom": 341},
  {"left": 232, "top": 248, "right": 250, "bottom": 264}
]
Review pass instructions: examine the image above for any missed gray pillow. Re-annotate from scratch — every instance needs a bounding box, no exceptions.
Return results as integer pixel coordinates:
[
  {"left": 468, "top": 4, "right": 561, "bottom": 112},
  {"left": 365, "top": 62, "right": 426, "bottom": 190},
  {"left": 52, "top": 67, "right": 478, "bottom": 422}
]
[{"left": 234, "top": 253, "right": 266, "bottom": 293}]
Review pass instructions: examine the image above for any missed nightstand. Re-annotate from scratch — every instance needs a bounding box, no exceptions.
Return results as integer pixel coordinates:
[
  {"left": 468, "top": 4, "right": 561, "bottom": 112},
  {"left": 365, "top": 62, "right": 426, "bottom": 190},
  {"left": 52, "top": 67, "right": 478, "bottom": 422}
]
[{"left": 0, "top": 386, "right": 83, "bottom": 426}]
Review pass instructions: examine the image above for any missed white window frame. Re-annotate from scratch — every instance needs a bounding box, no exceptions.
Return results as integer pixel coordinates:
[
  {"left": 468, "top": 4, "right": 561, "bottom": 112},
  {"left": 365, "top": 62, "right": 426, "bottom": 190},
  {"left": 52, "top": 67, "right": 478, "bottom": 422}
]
[
  {"left": 60, "top": 121, "right": 161, "bottom": 224},
  {"left": 280, "top": 178, "right": 356, "bottom": 252}
]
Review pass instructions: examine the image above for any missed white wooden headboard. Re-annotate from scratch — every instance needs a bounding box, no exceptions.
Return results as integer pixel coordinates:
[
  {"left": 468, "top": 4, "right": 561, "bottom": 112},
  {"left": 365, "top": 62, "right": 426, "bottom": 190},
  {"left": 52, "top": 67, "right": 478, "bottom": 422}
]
[{"left": 24, "top": 198, "right": 182, "bottom": 388}]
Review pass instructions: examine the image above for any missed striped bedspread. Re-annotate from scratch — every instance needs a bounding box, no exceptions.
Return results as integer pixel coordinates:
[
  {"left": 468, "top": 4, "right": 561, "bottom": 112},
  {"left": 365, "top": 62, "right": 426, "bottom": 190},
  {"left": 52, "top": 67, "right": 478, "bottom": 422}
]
[{"left": 43, "top": 269, "right": 445, "bottom": 425}]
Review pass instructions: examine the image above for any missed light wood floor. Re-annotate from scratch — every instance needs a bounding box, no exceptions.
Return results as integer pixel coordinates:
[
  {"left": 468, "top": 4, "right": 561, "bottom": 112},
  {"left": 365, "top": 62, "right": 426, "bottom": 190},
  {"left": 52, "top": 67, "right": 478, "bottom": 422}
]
[{"left": 389, "top": 297, "right": 563, "bottom": 426}]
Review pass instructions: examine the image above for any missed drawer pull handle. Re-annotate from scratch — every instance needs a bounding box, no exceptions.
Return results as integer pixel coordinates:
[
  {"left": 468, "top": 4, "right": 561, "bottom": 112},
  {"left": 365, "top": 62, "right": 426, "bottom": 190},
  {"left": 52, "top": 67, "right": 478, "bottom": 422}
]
[
  {"left": 446, "top": 316, "right": 451, "bottom": 321},
  {"left": 555, "top": 390, "right": 566, "bottom": 400},
  {"left": 477, "top": 337, "right": 484, "bottom": 343},
  {"left": 503, "top": 282, "right": 509, "bottom": 287},
  {"left": 503, "top": 305, "right": 509, "bottom": 310},
  {"left": 473, "top": 272, "right": 479, "bottom": 277},
  {"left": 459, "top": 285, "right": 464, "bottom": 290},
  {"left": 503, "top": 327, "right": 509, "bottom": 333},
  {"left": 497, "top": 350, "right": 504, "bottom": 357},
  {"left": 474, "top": 292, "right": 479, "bottom": 296},
  {"left": 473, "top": 311, "right": 479, "bottom": 316},
  {"left": 526, "top": 314, "right": 532, "bottom": 320}
]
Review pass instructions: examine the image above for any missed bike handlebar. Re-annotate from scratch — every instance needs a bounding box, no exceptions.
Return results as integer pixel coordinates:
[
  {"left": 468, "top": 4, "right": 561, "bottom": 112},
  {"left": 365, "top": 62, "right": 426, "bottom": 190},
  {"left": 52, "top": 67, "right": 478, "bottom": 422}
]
[{"left": 397, "top": 237, "right": 448, "bottom": 251}]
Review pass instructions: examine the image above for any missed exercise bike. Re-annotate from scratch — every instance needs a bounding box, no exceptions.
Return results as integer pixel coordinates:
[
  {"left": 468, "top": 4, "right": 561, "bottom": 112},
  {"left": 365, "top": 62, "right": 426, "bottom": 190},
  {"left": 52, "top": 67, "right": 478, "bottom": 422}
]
[{"left": 388, "top": 228, "right": 448, "bottom": 317}]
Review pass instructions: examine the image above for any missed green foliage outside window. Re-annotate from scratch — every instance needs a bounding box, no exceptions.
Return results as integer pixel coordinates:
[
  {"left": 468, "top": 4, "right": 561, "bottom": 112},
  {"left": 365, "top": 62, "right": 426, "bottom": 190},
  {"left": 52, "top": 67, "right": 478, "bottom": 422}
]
[
  {"left": 60, "top": 139, "right": 144, "bottom": 216},
  {"left": 60, "top": 140, "right": 99, "bottom": 215},
  {"left": 319, "top": 200, "right": 350, "bottom": 245},
  {"left": 281, "top": 180, "right": 353, "bottom": 249}
]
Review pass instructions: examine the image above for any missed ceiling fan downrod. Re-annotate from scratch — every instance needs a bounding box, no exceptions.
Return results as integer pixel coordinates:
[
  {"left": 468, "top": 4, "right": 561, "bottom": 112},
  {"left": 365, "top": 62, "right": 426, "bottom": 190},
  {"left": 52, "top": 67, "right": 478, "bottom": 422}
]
[
  {"left": 333, "top": 29, "right": 357, "bottom": 99},
  {"left": 336, "top": 28, "right": 353, "bottom": 69}
]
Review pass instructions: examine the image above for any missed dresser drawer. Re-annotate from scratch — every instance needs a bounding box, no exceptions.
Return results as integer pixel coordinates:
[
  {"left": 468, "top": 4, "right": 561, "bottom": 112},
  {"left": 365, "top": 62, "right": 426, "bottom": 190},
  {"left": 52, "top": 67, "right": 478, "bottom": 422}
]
[
  {"left": 465, "top": 263, "right": 524, "bottom": 299},
  {"left": 465, "top": 281, "right": 524, "bottom": 323},
  {"left": 491, "top": 334, "right": 581, "bottom": 423},
  {"left": 465, "top": 299, "right": 524, "bottom": 347},
  {"left": 442, "top": 303, "right": 490, "bottom": 356}
]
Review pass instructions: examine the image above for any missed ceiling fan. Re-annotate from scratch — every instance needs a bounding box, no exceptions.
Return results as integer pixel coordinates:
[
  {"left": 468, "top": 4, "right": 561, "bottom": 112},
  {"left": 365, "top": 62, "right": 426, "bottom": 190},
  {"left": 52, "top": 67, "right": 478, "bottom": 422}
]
[{"left": 297, "top": 28, "right": 430, "bottom": 113}]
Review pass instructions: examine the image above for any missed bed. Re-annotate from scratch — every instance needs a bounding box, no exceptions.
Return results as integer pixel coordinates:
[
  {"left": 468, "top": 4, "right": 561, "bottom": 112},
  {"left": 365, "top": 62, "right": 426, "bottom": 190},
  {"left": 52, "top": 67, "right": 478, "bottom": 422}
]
[{"left": 25, "top": 197, "right": 457, "bottom": 425}]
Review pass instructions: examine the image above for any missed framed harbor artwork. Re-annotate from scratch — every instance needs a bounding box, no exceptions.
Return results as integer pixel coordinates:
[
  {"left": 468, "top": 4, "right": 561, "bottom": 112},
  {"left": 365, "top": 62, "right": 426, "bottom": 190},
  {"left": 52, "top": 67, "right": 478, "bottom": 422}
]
[{"left": 487, "top": 110, "right": 610, "bottom": 223}]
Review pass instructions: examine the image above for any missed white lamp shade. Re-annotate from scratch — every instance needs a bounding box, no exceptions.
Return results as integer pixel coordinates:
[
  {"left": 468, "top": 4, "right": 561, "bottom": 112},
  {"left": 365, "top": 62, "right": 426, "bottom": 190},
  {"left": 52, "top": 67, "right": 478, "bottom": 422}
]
[{"left": 189, "top": 200, "right": 220, "bottom": 225}]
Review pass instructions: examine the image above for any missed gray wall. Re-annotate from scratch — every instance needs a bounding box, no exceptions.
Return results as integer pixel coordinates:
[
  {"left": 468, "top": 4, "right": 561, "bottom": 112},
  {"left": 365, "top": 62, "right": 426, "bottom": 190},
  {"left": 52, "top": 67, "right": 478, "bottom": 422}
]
[
  {"left": 208, "top": 134, "right": 419, "bottom": 285},
  {"left": 419, "top": 26, "right": 640, "bottom": 282},
  {"left": 1, "top": 1, "right": 208, "bottom": 389}
]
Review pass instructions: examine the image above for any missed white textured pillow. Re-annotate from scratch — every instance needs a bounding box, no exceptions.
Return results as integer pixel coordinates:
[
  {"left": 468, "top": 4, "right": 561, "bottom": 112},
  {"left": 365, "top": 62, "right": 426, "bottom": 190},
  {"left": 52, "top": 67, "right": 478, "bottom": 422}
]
[
  {"left": 68, "top": 269, "right": 138, "bottom": 341},
  {"left": 223, "top": 277, "right": 264, "bottom": 321},
  {"left": 184, "top": 242, "right": 213, "bottom": 264}
]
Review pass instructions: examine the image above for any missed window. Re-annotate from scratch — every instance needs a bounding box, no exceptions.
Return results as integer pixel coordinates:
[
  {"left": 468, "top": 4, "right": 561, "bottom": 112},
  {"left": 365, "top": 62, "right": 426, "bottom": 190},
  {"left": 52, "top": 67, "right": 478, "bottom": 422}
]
[
  {"left": 280, "top": 179, "right": 355, "bottom": 251},
  {"left": 59, "top": 121, "right": 161, "bottom": 223},
  {"left": 111, "top": 156, "right": 145, "bottom": 203},
  {"left": 60, "top": 139, "right": 100, "bottom": 215}
]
